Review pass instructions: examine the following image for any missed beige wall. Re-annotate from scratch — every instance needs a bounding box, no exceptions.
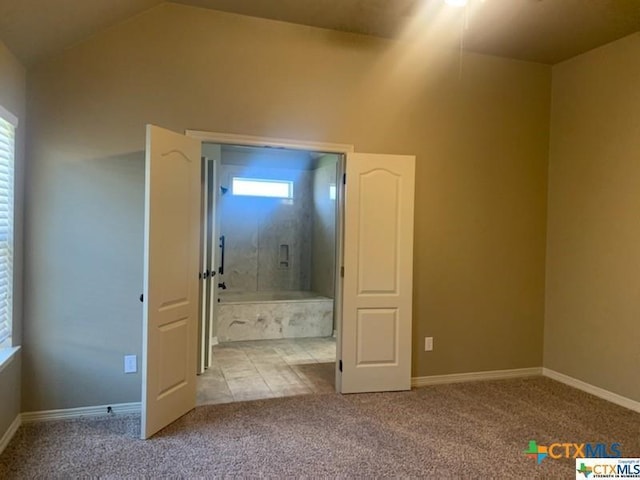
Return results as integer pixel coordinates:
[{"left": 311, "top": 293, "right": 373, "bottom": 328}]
[
  {"left": 24, "top": 3, "right": 550, "bottom": 410},
  {"left": 0, "top": 38, "right": 25, "bottom": 438},
  {"left": 545, "top": 32, "right": 640, "bottom": 402}
]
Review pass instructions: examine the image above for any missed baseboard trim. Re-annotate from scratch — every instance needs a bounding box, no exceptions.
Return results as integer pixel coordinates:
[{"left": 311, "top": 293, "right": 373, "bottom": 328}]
[
  {"left": 21, "top": 402, "right": 141, "bottom": 424},
  {"left": 0, "top": 414, "right": 21, "bottom": 455},
  {"left": 542, "top": 368, "right": 640, "bottom": 413},
  {"left": 412, "top": 367, "right": 543, "bottom": 387}
]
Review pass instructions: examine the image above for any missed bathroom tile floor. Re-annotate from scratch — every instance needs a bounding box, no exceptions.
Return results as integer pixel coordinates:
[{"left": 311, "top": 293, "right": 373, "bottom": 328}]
[{"left": 197, "top": 336, "right": 336, "bottom": 405}]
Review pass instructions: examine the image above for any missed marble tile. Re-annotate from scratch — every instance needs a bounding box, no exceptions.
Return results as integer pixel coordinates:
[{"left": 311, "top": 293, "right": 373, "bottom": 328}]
[
  {"left": 197, "top": 337, "right": 336, "bottom": 404},
  {"left": 220, "top": 364, "right": 260, "bottom": 380},
  {"left": 212, "top": 356, "right": 247, "bottom": 365},
  {"left": 217, "top": 299, "right": 333, "bottom": 342},
  {"left": 197, "top": 391, "right": 234, "bottom": 406},
  {"left": 247, "top": 354, "right": 283, "bottom": 366},
  {"left": 307, "top": 350, "right": 336, "bottom": 363},
  {"left": 291, "top": 362, "right": 336, "bottom": 393},
  {"left": 273, "top": 344, "right": 305, "bottom": 356},
  {"left": 232, "top": 390, "right": 274, "bottom": 402},
  {"left": 226, "top": 375, "right": 270, "bottom": 392},
  {"left": 281, "top": 352, "right": 317, "bottom": 365},
  {"left": 197, "top": 376, "right": 234, "bottom": 406},
  {"left": 212, "top": 348, "right": 249, "bottom": 360},
  {"left": 259, "top": 367, "right": 305, "bottom": 388},
  {"left": 268, "top": 384, "right": 313, "bottom": 397},
  {"left": 199, "top": 365, "right": 224, "bottom": 377}
]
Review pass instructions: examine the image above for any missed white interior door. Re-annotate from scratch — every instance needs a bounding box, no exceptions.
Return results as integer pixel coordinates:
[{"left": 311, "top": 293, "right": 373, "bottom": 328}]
[
  {"left": 142, "top": 125, "right": 201, "bottom": 439},
  {"left": 340, "top": 153, "right": 415, "bottom": 393}
]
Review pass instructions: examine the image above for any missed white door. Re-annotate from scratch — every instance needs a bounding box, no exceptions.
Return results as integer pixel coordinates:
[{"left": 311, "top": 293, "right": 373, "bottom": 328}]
[
  {"left": 340, "top": 153, "right": 415, "bottom": 393},
  {"left": 142, "top": 125, "right": 201, "bottom": 439}
]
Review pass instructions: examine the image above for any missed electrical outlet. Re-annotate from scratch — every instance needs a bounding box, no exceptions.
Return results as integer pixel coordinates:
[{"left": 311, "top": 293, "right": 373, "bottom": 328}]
[
  {"left": 424, "top": 337, "right": 433, "bottom": 351},
  {"left": 124, "top": 354, "right": 137, "bottom": 374}
]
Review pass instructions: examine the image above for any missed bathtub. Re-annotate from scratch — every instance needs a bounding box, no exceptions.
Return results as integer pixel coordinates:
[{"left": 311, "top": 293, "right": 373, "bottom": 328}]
[{"left": 216, "top": 290, "right": 333, "bottom": 342}]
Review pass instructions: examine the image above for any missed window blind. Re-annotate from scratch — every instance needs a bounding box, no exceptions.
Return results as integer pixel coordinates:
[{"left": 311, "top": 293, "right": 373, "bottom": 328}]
[{"left": 0, "top": 107, "right": 16, "bottom": 346}]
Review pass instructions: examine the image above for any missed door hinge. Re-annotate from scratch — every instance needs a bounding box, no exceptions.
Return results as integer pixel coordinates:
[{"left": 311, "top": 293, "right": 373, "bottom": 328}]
[
  {"left": 342, "top": 173, "right": 346, "bottom": 185},
  {"left": 199, "top": 270, "right": 214, "bottom": 280},
  {"left": 339, "top": 360, "right": 343, "bottom": 372},
  {"left": 340, "top": 266, "right": 344, "bottom": 278}
]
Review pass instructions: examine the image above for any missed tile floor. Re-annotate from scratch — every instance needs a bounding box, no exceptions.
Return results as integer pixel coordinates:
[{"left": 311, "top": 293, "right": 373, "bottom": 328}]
[{"left": 197, "top": 336, "right": 336, "bottom": 405}]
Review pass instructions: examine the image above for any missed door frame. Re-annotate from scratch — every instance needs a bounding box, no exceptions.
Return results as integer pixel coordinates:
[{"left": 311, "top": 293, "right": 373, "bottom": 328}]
[
  {"left": 198, "top": 150, "right": 221, "bottom": 374},
  {"left": 186, "top": 129, "right": 353, "bottom": 392}
]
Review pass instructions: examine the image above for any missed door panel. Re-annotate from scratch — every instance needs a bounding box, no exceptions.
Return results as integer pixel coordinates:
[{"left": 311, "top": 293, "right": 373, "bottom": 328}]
[
  {"left": 142, "top": 125, "right": 201, "bottom": 439},
  {"left": 356, "top": 308, "right": 398, "bottom": 365},
  {"left": 341, "top": 153, "right": 415, "bottom": 393},
  {"left": 357, "top": 169, "right": 400, "bottom": 294}
]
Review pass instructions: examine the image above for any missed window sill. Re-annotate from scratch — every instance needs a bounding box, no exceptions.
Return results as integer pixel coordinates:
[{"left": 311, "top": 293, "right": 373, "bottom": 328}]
[{"left": 0, "top": 345, "right": 20, "bottom": 375}]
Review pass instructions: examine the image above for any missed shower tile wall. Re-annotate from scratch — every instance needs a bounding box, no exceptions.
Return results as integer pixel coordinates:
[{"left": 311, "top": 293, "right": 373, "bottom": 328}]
[
  {"left": 310, "top": 156, "right": 337, "bottom": 298},
  {"left": 219, "top": 163, "right": 312, "bottom": 292}
]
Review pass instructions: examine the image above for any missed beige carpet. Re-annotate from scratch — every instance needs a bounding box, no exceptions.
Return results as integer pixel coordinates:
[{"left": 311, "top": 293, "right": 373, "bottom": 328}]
[{"left": 1, "top": 377, "right": 638, "bottom": 478}]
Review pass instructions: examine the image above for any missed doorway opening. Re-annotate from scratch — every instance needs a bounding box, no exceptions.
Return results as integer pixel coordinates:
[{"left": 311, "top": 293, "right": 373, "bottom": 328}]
[
  {"left": 197, "top": 143, "right": 343, "bottom": 405},
  {"left": 142, "top": 125, "right": 414, "bottom": 438}
]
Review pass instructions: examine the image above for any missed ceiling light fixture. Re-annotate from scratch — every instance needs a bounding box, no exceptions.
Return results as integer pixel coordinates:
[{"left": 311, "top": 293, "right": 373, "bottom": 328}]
[{"left": 445, "top": 0, "right": 468, "bottom": 6}]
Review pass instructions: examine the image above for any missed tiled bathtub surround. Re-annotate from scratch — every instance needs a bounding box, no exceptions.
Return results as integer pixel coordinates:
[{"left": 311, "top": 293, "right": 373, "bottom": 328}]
[
  {"left": 218, "top": 159, "right": 313, "bottom": 293},
  {"left": 215, "top": 147, "right": 340, "bottom": 298},
  {"left": 217, "top": 291, "right": 333, "bottom": 342},
  {"left": 197, "top": 337, "right": 336, "bottom": 405}
]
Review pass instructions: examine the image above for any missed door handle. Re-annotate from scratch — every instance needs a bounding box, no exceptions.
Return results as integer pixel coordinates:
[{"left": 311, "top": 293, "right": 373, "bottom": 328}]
[{"left": 218, "top": 235, "right": 225, "bottom": 275}]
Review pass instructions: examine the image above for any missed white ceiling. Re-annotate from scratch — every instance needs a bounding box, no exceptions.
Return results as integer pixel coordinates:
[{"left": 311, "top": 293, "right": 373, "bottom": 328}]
[{"left": 0, "top": 0, "right": 638, "bottom": 67}]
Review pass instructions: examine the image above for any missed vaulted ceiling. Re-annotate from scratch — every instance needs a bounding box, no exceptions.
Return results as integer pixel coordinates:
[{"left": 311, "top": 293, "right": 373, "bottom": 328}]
[{"left": 0, "top": 0, "right": 638, "bottom": 67}]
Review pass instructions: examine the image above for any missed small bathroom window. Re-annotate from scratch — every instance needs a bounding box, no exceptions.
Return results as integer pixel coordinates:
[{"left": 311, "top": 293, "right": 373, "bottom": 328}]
[{"left": 231, "top": 177, "right": 293, "bottom": 199}]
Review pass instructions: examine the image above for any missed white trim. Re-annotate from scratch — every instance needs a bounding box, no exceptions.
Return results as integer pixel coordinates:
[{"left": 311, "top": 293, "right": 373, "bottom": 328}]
[
  {"left": 0, "top": 105, "right": 18, "bottom": 128},
  {"left": 21, "top": 402, "right": 141, "bottom": 424},
  {"left": 186, "top": 130, "right": 354, "bottom": 154},
  {"left": 411, "top": 367, "right": 543, "bottom": 387},
  {"left": 0, "top": 414, "right": 21, "bottom": 455},
  {"left": 543, "top": 368, "right": 640, "bottom": 413},
  {"left": 0, "top": 346, "right": 20, "bottom": 375}
]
